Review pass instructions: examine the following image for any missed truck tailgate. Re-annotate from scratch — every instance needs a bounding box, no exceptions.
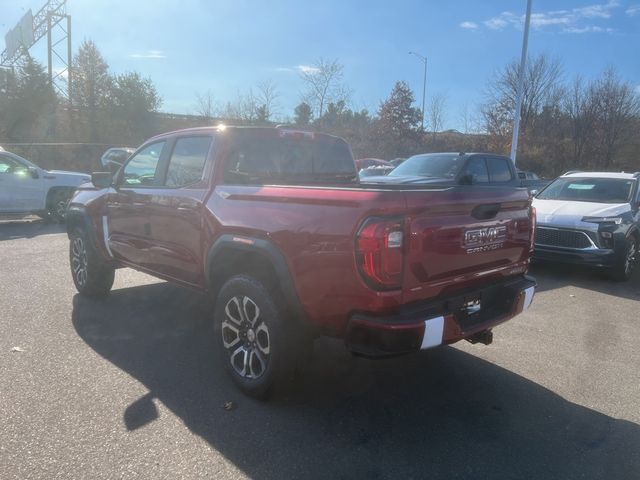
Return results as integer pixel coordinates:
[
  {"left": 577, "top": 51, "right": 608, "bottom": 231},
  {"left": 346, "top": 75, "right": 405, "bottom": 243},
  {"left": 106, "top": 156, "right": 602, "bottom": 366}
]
[{"left": 402, "top": 186, "right": 533, "bottom": 303}]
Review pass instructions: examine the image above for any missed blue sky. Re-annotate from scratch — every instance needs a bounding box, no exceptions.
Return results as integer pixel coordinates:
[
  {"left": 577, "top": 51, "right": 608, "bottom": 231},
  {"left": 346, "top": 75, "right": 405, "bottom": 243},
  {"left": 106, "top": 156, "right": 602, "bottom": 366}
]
[{"left": 1, "top": 0, "right": 639, "bottom": 130}]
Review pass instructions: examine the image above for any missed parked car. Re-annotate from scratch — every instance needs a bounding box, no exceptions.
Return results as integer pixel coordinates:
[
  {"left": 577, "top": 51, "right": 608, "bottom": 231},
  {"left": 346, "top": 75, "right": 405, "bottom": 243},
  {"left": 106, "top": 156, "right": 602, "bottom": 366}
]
[
  {"left": 358, "top": 165, "right": 395, "bottom": 177},
  {"left": 360, "top": 152, "right": 522, "bottom": 187},
  {"left": 100, "top": 147, "right": 135, "bottom": 170},
  {"left": 532, "top": 171, "right": 640, "bottom": 281},
  {"left": 354, "top": 157, "right": 392, "bottom": 171},
  {"left": 0, "top": 150, "right": 91, "bottom": 221},
  {"left": 66, "top": 127, "right": 536, "bottom": 398},
  {"left": 517, "top": 169, "right": 551, "bottom": 195},
  {"left": 389, "top": 157, "right": 406, "bottom": 167}
]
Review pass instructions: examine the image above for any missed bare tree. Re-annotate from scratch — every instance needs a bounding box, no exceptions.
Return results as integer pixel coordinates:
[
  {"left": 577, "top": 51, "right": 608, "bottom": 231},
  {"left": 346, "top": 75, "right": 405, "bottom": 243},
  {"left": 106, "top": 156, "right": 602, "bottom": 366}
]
[
  {"left": 222, "top": 89, "right": 259, "bottom": 123},
  {"left": 194, "top": 90, "right": 217, "bottom": 120},
  {"left": 256, "top": 79, "right": 279, "bottom": 122},
  {"left": 589, "top": 68, "right": 640, "bottom": 168},
  {"left": 427, "top": 93, "right": 447, "bottom": 140},
  {"left": 299, "top": 58, "right": 350, "bottom": 119},
  {"left": 483, "top": 54, "right": 563, "bottom": 140},
  {"left": 563, "top": 76, "right": 595, "bottom": 167},
  {"left": 459, "top": 101, "right": 471, "bottom": 134}
]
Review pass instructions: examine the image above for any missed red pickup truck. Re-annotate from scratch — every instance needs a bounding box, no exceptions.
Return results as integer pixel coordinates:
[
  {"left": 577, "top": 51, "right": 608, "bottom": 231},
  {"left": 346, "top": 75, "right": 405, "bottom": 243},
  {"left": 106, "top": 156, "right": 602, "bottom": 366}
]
[{"left": 67, "top": 126, "right": 536, "bottom": 397}]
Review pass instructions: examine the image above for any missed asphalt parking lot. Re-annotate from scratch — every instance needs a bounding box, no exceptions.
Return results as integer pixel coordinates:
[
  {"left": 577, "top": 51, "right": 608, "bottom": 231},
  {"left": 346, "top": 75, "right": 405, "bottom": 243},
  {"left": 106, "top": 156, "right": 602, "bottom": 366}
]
[{"left": 1, "top": 219, "right": 639, "bottom": 480}]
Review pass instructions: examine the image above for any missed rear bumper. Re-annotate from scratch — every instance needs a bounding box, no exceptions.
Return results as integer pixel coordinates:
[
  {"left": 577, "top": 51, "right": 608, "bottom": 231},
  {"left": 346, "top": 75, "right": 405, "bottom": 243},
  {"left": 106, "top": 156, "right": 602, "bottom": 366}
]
[{"left": 345, "top": 275, "right": 536, "bottom": 357}]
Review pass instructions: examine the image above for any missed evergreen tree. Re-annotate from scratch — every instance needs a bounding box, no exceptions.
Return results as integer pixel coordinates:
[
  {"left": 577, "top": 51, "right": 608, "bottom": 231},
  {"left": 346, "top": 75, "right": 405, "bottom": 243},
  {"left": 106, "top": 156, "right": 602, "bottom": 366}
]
[
  {"left": 72, "top": 40, "right": 111, "bottom": 141},
  {"left": 294, "top": 102, "right": 312, "bottom": 126}
]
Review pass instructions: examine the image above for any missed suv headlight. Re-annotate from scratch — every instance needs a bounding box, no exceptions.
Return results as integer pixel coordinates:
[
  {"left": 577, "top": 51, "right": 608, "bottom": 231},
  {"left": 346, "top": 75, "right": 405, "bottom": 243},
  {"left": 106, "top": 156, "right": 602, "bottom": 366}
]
[{"left": 581, "top": 216, "right": 623, "bottom": 225}]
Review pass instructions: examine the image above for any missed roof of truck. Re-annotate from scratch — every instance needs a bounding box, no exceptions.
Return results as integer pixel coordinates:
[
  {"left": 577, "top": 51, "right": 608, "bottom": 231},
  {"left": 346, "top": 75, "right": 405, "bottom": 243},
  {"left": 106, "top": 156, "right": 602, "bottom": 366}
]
[{"left": 148, "top": 125, "right": 343, "bottom": 142}]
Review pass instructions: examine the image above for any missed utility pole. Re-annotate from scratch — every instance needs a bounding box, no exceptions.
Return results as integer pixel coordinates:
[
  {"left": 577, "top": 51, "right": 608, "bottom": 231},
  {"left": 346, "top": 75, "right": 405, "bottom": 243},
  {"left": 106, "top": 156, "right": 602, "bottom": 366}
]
[
  {"left": 409, "top": 51, "right": 427, "bottom": 131},
  {"left": 510, "top": 0, "right": 533, "bottom": 165}
]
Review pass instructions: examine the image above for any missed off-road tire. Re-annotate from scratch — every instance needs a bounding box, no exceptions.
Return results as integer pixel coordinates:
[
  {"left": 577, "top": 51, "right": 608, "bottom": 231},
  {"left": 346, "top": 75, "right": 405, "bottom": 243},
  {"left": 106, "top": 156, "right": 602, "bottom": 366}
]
[
  {"left": 213, "top": 274, "right": 310, "bottom": 399},
  {"left": 69, "top": 228, "right": 115, "bottom": 297},
  {"left": 48, "top": 188, "right": 72, "bottom": 223}
]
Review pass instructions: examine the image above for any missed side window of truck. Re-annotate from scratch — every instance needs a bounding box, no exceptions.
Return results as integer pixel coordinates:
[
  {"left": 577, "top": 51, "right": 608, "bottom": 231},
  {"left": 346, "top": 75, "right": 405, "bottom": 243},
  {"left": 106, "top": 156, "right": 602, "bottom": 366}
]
[
  {"left": 464, "top": 157, "right": 489, "bottom": 183},
  {"left": 121, "top": 141, "right": 166, "bottom": 187},
  {"left": 165, "top": 136, "right": 212, "bottom": 187},
  {"left": 0, "top": 155, "right": 22, "bottom": 174},
  {"left": 487, "top": 157, "right": 513, "bottom": 183}
]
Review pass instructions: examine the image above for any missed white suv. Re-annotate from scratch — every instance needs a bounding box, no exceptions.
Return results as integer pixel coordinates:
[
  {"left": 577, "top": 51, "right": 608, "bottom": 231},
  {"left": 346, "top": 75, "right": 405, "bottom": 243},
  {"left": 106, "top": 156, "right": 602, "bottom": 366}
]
[
  {"left": 0, "top": 151, "right": 91, "bottom": 221},
  {"left": 533, "top": 171, "right": 640, "bottom": 281}
]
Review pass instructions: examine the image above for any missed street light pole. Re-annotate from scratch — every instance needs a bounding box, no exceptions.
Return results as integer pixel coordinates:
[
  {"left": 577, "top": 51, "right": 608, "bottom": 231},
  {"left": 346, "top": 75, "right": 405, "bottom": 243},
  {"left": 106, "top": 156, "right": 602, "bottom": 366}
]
[
  {"left": 409, "top": 51, "right": 427, "bottom": 131},
  {"left": 510, "top": 0, "right": 533, "bottom": 165}
]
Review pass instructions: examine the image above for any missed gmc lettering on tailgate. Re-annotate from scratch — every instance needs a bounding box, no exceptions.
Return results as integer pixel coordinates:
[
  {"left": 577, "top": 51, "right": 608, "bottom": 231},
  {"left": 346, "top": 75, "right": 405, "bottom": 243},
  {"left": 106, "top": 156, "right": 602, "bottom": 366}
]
[{"left": 464, "top": 225, "right": 507, "bottom": 254}]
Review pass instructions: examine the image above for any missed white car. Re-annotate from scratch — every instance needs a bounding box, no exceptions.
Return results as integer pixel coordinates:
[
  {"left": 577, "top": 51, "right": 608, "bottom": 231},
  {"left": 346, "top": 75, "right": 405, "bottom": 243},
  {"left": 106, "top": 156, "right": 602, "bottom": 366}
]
[
  {"left": 0, "top": 150, "right": 91, "bottom": 221},
  {"left": 532, "top": 171, "right": 640, "bottom": 281}
]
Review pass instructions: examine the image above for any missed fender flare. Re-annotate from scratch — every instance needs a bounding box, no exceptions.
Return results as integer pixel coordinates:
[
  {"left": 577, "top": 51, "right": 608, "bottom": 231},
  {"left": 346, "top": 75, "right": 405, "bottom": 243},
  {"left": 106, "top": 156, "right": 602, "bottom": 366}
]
[
  {"left": 205, "top": 234, "right": 307, "bottom": 324},
  {"left": 65, "top": 204, "right": 104, "bottom": 254}
]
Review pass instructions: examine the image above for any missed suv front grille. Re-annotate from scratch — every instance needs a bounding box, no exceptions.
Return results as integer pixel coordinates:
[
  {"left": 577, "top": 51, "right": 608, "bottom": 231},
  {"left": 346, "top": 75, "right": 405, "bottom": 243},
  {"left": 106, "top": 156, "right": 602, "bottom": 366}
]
[{"left": 535, "top": 227, "right": 594, "bottom": 249}]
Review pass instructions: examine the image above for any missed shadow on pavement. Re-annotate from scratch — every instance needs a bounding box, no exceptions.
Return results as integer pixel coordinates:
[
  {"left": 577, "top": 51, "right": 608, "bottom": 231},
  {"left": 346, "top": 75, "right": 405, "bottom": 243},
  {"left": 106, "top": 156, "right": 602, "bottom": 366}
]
[
  {"left": 530, "top": 261, "right": 640, "bottom": 301},
  {"left": 0, "top": 217, "right": 65, "bottom": 241},
  {"left": 72, "top": 283, "right": 640, "bottom": 480}
]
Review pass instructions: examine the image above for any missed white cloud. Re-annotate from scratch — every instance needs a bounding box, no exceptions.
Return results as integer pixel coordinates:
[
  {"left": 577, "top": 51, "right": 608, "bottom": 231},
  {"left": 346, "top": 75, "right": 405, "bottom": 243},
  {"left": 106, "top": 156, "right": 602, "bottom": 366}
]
[
  {"left": 472, "top": 1, "right": 620, "bottom": 34},
  {"left": 484, "top": 14, "right": 511, "bottom": 30},
  {"left": 563, "top": 25, "right": 614, "bottom": 33},
  {"left": 297, "top": 65, "right": 320, "bottom": 74},
  {"left": 459, "top": 21, "right": 479, "bottom": 30},
  {"left": 574, "top": 0, "right": 619, "bottom": 18},
  {"left": 128, "top": 50, "right": 166, "bottom": 59},
  {"left": 627, "top": 5, "right": 640, "bottom": 16},
  {"left": 272, "top": 65, "right": 321, "bottom": 75},
  {"left": 530, "top": 13, "right": 572, "bottom": 27}
]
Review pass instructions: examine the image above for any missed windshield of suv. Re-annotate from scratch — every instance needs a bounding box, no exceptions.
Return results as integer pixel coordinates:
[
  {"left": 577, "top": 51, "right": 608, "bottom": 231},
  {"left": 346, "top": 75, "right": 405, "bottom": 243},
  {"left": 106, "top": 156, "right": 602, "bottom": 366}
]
[
  {"left": 537, "top": 177, "right": 634, "bottom": 203},
  {"left": 388, "top": 153, "right": 464, "bottom": 178}
]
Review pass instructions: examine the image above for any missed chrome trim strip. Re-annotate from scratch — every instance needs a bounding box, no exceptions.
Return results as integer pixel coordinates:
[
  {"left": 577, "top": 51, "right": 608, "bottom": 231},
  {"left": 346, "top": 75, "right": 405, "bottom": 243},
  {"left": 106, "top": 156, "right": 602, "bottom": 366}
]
[{"left": 102, "top": 215, "right": 114, "bottom": 258}]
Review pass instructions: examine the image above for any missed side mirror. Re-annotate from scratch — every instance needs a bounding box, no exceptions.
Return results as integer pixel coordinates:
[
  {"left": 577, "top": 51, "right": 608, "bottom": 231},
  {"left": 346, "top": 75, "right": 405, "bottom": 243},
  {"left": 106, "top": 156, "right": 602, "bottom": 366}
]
[
  {"left": 28, "top": 167, "right": 39, "bottom": 179},
  {"left": 107, "top": 159, "right": 123, "bottom": 169},
  {"left": 91, "top": 172, "right": 113, "bottom": 189},
  {"left": 459, "top": 173, "right": 476, "bottom": 185}
]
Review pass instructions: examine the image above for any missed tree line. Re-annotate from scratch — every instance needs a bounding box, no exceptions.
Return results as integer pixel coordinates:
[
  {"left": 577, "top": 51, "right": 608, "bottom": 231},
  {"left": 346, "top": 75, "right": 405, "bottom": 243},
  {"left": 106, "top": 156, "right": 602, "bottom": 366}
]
[
  {"left": 1, "top": 40, "right": 638, "bottom": 176},
  {"left": 189, "top": 53, "right": 640, "bottom": 176},
  {"left": 0, "top": 40, "right": 160, "bottom": 146}
]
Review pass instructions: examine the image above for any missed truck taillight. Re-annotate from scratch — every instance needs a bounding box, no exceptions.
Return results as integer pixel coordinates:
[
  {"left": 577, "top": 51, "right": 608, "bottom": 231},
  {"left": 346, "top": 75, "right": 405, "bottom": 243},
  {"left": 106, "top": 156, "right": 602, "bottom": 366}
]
[
  {"left": 530, "top": 206, "right": 536, "bottom": 253},
  {"left": 356, "top": 218, "right": 404, "bottom": 290}
]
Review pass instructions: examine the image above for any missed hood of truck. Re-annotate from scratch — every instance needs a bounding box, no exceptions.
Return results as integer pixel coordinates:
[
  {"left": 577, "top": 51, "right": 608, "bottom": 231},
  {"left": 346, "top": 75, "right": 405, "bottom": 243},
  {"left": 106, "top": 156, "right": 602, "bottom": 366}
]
[
  {"left": 45, "top": 170, "right": 92, "bottom": 185},
  {"left": 360, "top": 175, "right": 457, "bottom": 186}
]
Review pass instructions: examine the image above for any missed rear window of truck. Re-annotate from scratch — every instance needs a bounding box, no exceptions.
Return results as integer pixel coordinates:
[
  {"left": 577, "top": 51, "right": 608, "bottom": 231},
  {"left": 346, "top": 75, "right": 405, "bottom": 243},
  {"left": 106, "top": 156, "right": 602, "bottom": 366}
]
[{"left": 223, "top": 133, "right": 357, "bottom": 185}]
